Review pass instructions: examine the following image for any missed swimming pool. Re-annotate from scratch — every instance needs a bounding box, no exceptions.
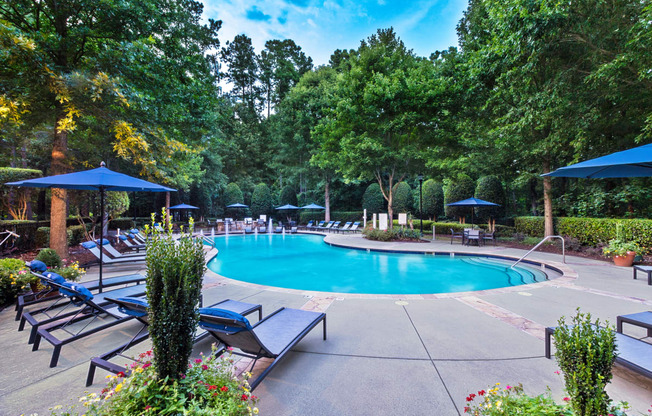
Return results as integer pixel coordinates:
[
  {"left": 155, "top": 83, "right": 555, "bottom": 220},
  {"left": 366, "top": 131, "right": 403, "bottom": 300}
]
[{"left": 206, "top": 234, "right": 550, "bottom": 294}]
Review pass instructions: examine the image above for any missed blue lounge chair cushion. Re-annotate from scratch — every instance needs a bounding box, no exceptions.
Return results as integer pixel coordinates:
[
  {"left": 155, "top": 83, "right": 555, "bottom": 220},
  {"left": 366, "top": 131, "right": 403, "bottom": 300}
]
[
  {"left": 119, "top": 235, "right": 127, "bottom": 241},
  {"left": 58, "top": 282, "right": 94, "bottom": 304},
  {"left": 116, "top": 297, "right": 149, "bottom": 317},
  {"left": 199, "top": 308, "right": 253, "bottom": 333},
  {"left": 129, "top": 233, "right": 136, "bottom": 238},
  {"left": 81, "top": 241, "right": 97, "bottom": 249},
  {"left": 43, "top": 272, "right": 66, "bottom": 285},
  {"left": 95, "top": 239, "right": 110, "bottom": 246},
  {"left": 29, "top": 260, "right": 48, "bottom": 273}
]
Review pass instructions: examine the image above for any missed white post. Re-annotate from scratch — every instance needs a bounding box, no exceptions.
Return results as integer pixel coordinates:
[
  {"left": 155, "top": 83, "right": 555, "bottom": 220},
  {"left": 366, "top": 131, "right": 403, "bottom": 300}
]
[
  {"left": 363, "top": 209, "right": 367, "bottom": 228},
  {"left": 372, "top": 213, "right": 377, "bottom": 229}
]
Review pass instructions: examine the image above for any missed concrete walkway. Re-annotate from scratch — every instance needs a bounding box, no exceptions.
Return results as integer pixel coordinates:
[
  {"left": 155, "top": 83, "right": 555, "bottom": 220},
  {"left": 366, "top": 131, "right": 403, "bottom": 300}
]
[{"left": 1, "top": 234, "right": 651, "bottom": 415}]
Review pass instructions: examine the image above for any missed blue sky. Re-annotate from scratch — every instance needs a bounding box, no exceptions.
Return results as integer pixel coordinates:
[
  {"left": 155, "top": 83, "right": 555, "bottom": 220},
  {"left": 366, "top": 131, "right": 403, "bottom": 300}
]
[{"left": 201, "top": 0, "right": 469, "bottom": 65}]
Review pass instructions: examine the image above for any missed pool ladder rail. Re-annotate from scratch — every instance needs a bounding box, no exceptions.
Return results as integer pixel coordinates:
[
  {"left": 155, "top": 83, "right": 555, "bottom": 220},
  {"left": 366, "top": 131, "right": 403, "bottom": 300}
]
[{"left": 510, "top": 235, "right": 565, "bottom": 269}]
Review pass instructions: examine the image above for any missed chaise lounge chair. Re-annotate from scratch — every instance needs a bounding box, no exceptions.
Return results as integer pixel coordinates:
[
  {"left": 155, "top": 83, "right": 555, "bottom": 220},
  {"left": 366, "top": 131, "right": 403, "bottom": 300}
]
[
  {"left": 119, "top": 235, "right": 146, "bottom": 252},
  {"left": 317, "top": 221, "right": 334, "bottom": 231},
  {"left": 95, "top": 239, "right": 146, "bottom": 259},
  {"left": 29, "top": 280, "right": 148, "bottom": 367},
  {"left": 86, "top": 297, "right": 263, "bottom": 386},
  {"left": 199, "top": 307, "right": 326, "bottom": 390},
  {"left": 300, "top": 221, "right": 313, "bottom": 231},
  {"left": 334, "top": 222, "right": 352, "bottom": 233},
  {"left": 81, "top": 241, "right": 146, "bottom": 264},
  {"left": 274, "top": 226, "right": 283, "bottom": 233}
]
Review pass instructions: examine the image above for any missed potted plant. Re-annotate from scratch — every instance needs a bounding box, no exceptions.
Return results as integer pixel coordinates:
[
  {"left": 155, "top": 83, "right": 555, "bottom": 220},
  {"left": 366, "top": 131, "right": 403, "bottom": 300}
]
[{"left": 602, "top": 239, "right": 639, "bottom": 267}]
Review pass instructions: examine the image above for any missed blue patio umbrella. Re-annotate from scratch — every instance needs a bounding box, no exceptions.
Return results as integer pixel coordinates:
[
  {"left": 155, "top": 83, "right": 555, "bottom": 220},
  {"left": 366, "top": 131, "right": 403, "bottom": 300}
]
[
  {"left": 5, "top": 162, "right": 175, "bottom": 291},
  {"left": 300, "top": 203, "right": 325, "bottom": 210},
  {"left": 169, "top": 203, "right": 199, "bottom": 210},
  {"left": 226, "top": 203, "right": 248, "bottom": 208},
  {"left": 446, "top": 197, "right": 500, "bottom": 229},
  {"left": 543, "top": 143, "right": 652, "bottom": 178},
  {"left": 276, "top": 204, "right": 299, "bottom": 210}
]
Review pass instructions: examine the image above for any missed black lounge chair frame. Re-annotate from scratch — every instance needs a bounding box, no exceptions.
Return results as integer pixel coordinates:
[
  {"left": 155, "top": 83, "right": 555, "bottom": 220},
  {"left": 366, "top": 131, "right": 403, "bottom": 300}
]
[
  {"left": 86, "top": 298, "right": 263, "bottom": 386},
  {"left": 200, "top": 307, "right": 326, "bottom": 390}
]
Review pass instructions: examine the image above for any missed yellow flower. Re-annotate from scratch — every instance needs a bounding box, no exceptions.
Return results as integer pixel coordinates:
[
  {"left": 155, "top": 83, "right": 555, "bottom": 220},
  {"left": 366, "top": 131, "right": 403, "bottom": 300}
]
[
  {"left": 134, "top": 367, "right": 144, "bottom": 373},
  {"left": 253, "top": 408, "right": 259, "bottom": 415},
  {"left": 115, "top": 383, "right": 123, "bottom": 392},
  {"left": 496, "top": 400, "right": 502, "bottom": 408}
]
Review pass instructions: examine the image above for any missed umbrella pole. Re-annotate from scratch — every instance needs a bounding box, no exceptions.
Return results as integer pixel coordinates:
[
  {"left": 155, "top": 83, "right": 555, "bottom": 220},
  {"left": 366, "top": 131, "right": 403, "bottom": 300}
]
[{"left": 99, "top": 187, "right": 104, "bottom": 293}]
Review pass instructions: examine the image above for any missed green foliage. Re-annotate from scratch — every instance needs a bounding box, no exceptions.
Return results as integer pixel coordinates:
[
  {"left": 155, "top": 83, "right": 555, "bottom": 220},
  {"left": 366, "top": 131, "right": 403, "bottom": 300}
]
[
  {"left": 49, "top": 346, "right": 259, "bottom": 416},
  {"left": 602, "top": 239, "right": 640, "bottom": 258},
  {"left": 35, "top": 248, "right": 62, "bottom": 268},
  {"left": 0, "top": 167, "right": 42, "bottom": 220},
  {"left": 363, "top": 227, "right": 422, "bottom": 242},
  {"left": 0, "top": 258, "right": 29, "bottom": 305},
  {"left": 514, "top": 217, "right": 547, "bottom": 238},
  {"left": 391, "top": 182, "right": 413, "bottom": 214},
  {"left": 145, "top": 211, "right": 205, "bottom": 382},
  {"left": 35, "top": 227, "right": 75, "bottom": 248},
  {"left": 554, "top": 309, "right": 617, "bottom": 416},
  {"left": 444, "top": 175, "right": 475, "bottom": 219},
  {"left": 463, "top": 384, "right": 572, "bottom": 416},
  {"left": 108, "top": 218, "right": 136, "bottom": 230},
  {"left": 250, "top": 183, "right": 273, "bottom": 218},
  {"left": 474, "top": 176, "right": 504, "bottom": 220},
  {"left": 223, "top": 183, "right": 244, "bottom": 208},
  {"left": 51, "top": 260, "right": 86, "bottom": 282},
  {"left": 361, "top": 183, "right": 385, "bottom": 213},
  {"left": 279, "top": 185, "right": 298, "bottom": 206},
  {"left": 421, "top": 179, "right": 444, "bottom": 221}
]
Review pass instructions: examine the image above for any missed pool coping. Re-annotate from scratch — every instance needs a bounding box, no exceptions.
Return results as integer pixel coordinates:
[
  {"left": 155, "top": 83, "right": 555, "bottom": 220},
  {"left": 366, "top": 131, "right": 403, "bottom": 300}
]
[{"left": 203, "top": 232, "right": 578, "bottom": 300}]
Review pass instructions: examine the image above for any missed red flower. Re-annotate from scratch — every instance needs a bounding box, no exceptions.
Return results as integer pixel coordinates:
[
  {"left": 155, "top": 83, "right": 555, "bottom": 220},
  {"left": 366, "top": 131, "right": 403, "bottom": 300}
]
[
  {"left": 220, "top": 386, "right": 229, "bottom": 392},
  {"left": 116, "top": 372, "right": 125, "bottom": 378},
  {"left": 478, "top": 390, "right": 486, "bottom": 396},
  {"left": 202, "top": 365, "right": 208, "bottom": 370},
  {"left": 241, "top": 394, "right": 248, "bottom": 401},
  {"left": 195, "top": 358, "right": 202, "bottom": 364},
  {"left": 563, "top": 397, "right": 570, "bottom": 402},
  {"left": 464, "top": 406, "right": 470, "bottom": 413},
  {"left": 208, "top": 385, "right": 217, "bottom": 391},
  {"left": 142, "top": 362, "right": 151, "bottom": 369},
  {"left": 252, "top": 395, "right": 258, "bottom": 400},
  {"left": 145, "top": 405, "right": 151, "bottom": 411}
]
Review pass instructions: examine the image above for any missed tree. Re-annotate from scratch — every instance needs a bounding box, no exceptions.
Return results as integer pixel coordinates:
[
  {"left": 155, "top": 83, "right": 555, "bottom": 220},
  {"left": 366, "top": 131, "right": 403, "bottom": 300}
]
[
  {"left": 391, "top": 182, "right": 413, "bottom": 214},
  {"left": 362, "top": 183, "right": 385, "bottom": 213},
  {"left": 223, "top": 183, "right": 243, "bottom": 206},
  {"left": 444, "top": 175, "right": 475, "bottom": 222},
  {"left": 251, "top": 183, "right": 273, "bottom": 218},
  {"left": 279, "top": 185, "right": 298, "bottom": 206},
  {"left": 475, "top": 175, "right": 505, "bottom": 231},
  {"left": 422, "top": 179, "right": 444, "bottom": 221},
  {"left": 315, "top": 28, "right": 442, "bottom": 227},
  {"left": 221, "top": 34, "right": 258, "bottom": 108}
]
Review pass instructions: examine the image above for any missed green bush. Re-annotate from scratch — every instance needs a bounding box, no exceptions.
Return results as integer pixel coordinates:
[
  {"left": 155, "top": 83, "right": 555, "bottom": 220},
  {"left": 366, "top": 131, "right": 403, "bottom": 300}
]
[
  {"left": 514, "top": 216, "right": 547, "bottom": 238},
  {"left": 464, "top": 384, "right": 572, "bottom": 416},
  {"left": 0, "top": 258, "right": 30, "bottom": 305},
  {"left": 223, "top": 182, "right": 244, "bottom": 207},
  {"left": 67, "top": 224, "right": 91, "bottom": 247},
  {"left": 108, "top": 218, "right": 135, "bottom": 230},
  {"left": 554, "top": 309, "right": 616, "bottom": 416},
  {"left": 251, "top": 183, "right": 273, "bottom": 218},
  {"left": 35, "top": 226, "right": 75, "bottom": 248},
  {"left": 362, "top": 183, "right": 384, "bottom": 213},
  {"left": 421, "top": 179, "right": 444, "bottom": 221},
  {"left": 279, "top": 185, "right": 298, "bottom": 206},
  {"left": 0, "top": 220, "right": 51, "bottom": 251},
  {"left": 363, "top": 227, "right": 422, "bottom": 241},
  {"left": 391, "top": 181, "right": 413, "bottom": 214},
  {"left": 146, "top": 213, "right": 205, "bottom": 382},
  {"left": 474, "top": 175, "right": 505, "bottom": 220},
  {"left": 299, "top": 211, "right": 363, "bottom": 224},
  {"left": 35, "top": 248, "right": 62, "bottom": 268},
  {"left": 444, "top": 174, "right": 475, "bottom": 220}
]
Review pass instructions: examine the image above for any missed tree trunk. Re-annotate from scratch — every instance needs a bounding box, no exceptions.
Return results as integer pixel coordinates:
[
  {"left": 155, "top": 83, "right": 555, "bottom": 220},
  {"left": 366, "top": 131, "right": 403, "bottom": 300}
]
[
  {"left": 165, "top": 192, "right": 171, "bottom": 228},
  {"left": 542, "top": 160, "right": 554, "bottom": 237},
  {"left": 21, "top": 145, "right": 33, "bottom": 219},
  {"left": 324, "top": 179, "right": 331, "bottom": 222},
  {"left": 50, "top": 107, "right": 69, "bottom": 257}
]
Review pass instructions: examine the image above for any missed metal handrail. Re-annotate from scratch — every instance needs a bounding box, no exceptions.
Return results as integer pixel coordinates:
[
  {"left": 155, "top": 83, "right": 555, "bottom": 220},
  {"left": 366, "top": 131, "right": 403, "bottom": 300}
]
[{"left": 510, "top": 235, "right": 565, "bottom": 268}]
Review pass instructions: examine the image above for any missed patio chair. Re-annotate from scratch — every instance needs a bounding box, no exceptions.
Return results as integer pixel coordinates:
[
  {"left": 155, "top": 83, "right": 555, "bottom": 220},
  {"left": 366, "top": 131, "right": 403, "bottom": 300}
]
[
  {"left": 95, "top": 239, "right": 146, "bottom": 259},
  {"left": 300, "top": 221, "right": 313, "bottom": 231},
  {"left": 450, "top": 228, "right": 464, "bottom": 244},
  {"left": 482, "top": 231, "right": 496, "bottom": 246},
  {"left": 318, "top": 221, "right": 334, "bottom": 231},
  {"left": 309, "top": 221, "right": 325, "bottom": 230},
  {"left": 86, "top": 297, "right": 263, "bottom": 386},
  {"left": 81, "top": 241, "right": 146, "bottom": 264},
  {"left": 465, "top": 229, "right": 481, "bottom": 246},
  {"left": 15, "top": 261, "right": 144, "bottom": 321},
  {"left": 342, "top": 221, "right": 361, "bottom": 233},
  {"left": 129, "top": 229, "right": 148, "bottom": 244},
  {"left": 334, "top": 222, "right": 351, "bottom": 233},
  {"left": 259, "top": 226, "right": 267, "bottom": 233},
  {"left": 328, "top": 221, "right": 341, "bottom": 232},
  {"left": 290, "top": 226, "right": 298, "bottom": 234},
  {"left": 274, "top": 226, "right": 283, "bottom": 233},
  {"left": 29, "top": 280, "right": 149, "bottom": 367},
  {"left": 19, "top": 274, "right": 147, "bottom": 346},
  {"left": 244, "top": 227, "right": 253, "bottom": 234},
  {"left": 199, "top": 307, "right": 326, "bottom": 390}
]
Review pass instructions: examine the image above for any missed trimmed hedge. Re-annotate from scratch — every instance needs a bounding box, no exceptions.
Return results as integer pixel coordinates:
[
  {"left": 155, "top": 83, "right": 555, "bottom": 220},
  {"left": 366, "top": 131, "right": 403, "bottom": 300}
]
[
  {"left": 515, "top": 216, "right": 652, "bottom": 248},
  {"left": 109, "top": 218, "right": 136, "bottom": 230},
  {"left": 35, "top": 224, "right": 92, "bottom": 248},
  {"left": 299, "top": 211, "right": 363, "bottom": 224}
]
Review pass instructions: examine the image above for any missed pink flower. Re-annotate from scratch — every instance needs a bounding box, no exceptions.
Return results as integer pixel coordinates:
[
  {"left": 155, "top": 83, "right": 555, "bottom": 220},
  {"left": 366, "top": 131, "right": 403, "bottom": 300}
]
[
  {"left": 554, "top": 371, "right": 561, "bottom": 375},
  {"left": 145, "top": 405, "right": 151, "bottom": 411},
  {"left": 202, "top": 365, "right": 208, "bottom": 370},
  {"left": 506, "top": 385, "right": 511, "bottom": 389},
  {"left": 563, "top": 397, "right": 570, "bottom": 402},
  {"left": 195, "top": 358, "right": 202, "bottom": 364},
  {"left": 142, "top": 362, "right": 151, "bottom": 369}
]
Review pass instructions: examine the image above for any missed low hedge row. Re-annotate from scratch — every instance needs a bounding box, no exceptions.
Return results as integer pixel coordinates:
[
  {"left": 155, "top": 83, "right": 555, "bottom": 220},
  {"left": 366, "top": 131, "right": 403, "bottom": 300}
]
[
  {"left": 109, "top": 218, "right": 136, "bottom": 230},
  {"left": 0, "top": 218, "right": 92, "bottom": 251},
  {"left": 514, "top": 216, "right": 652, "bottom": 248},
  {"left": 35, "top": 224, "right": 93, "bottom": 248},
  {"left": 389, "top": 220, "right": 515, "bottom": 237}
]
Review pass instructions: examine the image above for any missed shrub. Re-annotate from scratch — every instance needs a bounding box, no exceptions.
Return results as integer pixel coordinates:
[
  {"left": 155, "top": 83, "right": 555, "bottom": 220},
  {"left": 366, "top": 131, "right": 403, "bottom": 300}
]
[
  {"left": 0, "top": 258, "right": 30, "bottom": 305},
  {"left": 250, "top": 183, "right": 273, "bottom": 218},
  {"left": 362, "top": 183, "right": 384, "bottom": 213},
  {"left": 279, "top": 185, "right": 298, "bottom": 206},
  {"left": 474, "top": 175, "right": 505, "bottom": 221},
  {"left": 223, "top": 183, "right": 244, "bottom": 207},
  {"left": 444, "top": 174, "right": 475, "bottom": 220},
  {"left": 0, "top": 167, "right": 42, "bottom": 220},
  {"left": 51, "top": 259, "right": 85, "bottom": 282},
  {"left": 421, "top": 179, "right": 444, "bottom": 221},
  {"left": 554, "top": 309, "right": 616, "bottom": 416},
  {"left": 49, "top": 346, "right": 259, "bottom": 416},
  {"left": 514, "top": 216, "right": 547, "bottom": 238},
  {"left": 35, "top": 248, "right": 62, "bottom": 268},
  {"left": 391, "top": 181, "right": 413, "bottom": 214},
  {"left": 108, "top": 218, "right": 135, "bottom": 230},
  {"left": 463, "top": 384, "right": 571, "bottom": 416},
  {"left": 35, "top": 226, "right": 74, "bottom": 248},
  {"left": 146, "top": 212, "right": 205, "bottom": 382},
  {"left": 363, "top": 227, "right": 422, "bottom": 241},
  {"left": 67, "top": 224, "right": 91, "bottom": 247}
]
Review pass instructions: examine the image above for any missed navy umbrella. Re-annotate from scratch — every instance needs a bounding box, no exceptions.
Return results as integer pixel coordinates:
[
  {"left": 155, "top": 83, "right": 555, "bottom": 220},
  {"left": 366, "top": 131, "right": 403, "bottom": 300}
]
[
  {"left": 169, "top": 203, "right": 199, "bottom": 210},
  {"left": 300, "top": 203, "right": 325, "bottom": 210},
  {"left": 276, "top": 204, "right": 299, "bottom": 210},
  {"left": 543, "top": 143, "right": 652, "bottom": 178},
  {"left": 6, "top": 162, "right": 175, "bottom": 291},
  {"left": 226, "top": 203, "right": 248, "bottom": 208},
  {"left": 446, "top": 197, "right": 500, "bottom": 229}
]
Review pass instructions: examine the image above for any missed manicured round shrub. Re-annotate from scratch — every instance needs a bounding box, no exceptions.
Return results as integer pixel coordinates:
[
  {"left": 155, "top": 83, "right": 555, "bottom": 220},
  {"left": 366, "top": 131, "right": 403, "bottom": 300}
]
[
  {"left": 362, "top": 183, "right": 384, "bottom": 213},
  {"left": 251, "top": 183, "right": 273, "bottom": 218},
  {"left": 391, "top": 181, "right": 413, "bottom": 214},
  {"left": 35, "top": 248, "right": 62, "bottom": 268},
  {"left": 421, "top": 179, "right": 444, "bottom": 221},
  {"left": 279, "top": 185, "right": 298, "bottom": 206},
  {"left": 444, "top": 174, "right": 475, "bottom": 220},
  {"left": 223, "top": 183, "right": 244, "bottom": 207},
  {"left": 474, "top": 175, "right": 505, "bottom": 221}
]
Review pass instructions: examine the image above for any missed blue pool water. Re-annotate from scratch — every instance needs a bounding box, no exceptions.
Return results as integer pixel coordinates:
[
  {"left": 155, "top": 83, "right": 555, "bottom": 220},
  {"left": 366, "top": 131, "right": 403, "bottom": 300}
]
[{"left": 206, "top": 234, "right": 549, "bottom": 294}]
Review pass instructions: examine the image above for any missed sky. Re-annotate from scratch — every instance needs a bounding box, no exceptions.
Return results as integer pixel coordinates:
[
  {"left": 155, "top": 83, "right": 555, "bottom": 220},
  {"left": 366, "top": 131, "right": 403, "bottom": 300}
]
[{"left": 201, "top": 0, "right": 469, "bottom": 66}]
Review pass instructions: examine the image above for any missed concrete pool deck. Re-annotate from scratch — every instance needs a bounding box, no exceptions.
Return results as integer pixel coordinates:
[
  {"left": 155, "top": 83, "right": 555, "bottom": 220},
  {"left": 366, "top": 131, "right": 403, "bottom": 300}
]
[{"left": 1, "top": 233, "right": 651, "bottom": 415}]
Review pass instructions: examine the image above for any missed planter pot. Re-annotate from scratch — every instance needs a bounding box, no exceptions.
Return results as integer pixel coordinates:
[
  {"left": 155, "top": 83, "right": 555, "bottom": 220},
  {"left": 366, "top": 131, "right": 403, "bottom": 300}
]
[{"left": 613, "top": 251, "right": 636, "bottom": 267}]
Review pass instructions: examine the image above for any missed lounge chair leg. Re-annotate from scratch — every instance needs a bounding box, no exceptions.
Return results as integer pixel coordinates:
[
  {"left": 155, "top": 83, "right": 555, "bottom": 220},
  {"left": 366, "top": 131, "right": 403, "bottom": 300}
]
[
  {"left": 29, "top": 326, "right": 39, "bottom": 344},
  {"left": 323, "top": 316, "right": 327, "bottom": 340},
  {"left": 86, "top": 362, "right": 97, "bottom": 387},
  {"left": 32, "top": 333, "right": 41, "bottom": 351},
  {"left": 18, "top": 316, "right": 26, "bottom": 331},
  {"left": 50, "top": 345, "right": 62, "bottom": 367}
]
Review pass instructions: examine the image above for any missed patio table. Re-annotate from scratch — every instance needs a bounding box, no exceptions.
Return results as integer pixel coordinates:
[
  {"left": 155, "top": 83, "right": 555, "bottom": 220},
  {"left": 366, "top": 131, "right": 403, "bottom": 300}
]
[{"left": 633, "top": 265, "right": 652, "bottom": 285}]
